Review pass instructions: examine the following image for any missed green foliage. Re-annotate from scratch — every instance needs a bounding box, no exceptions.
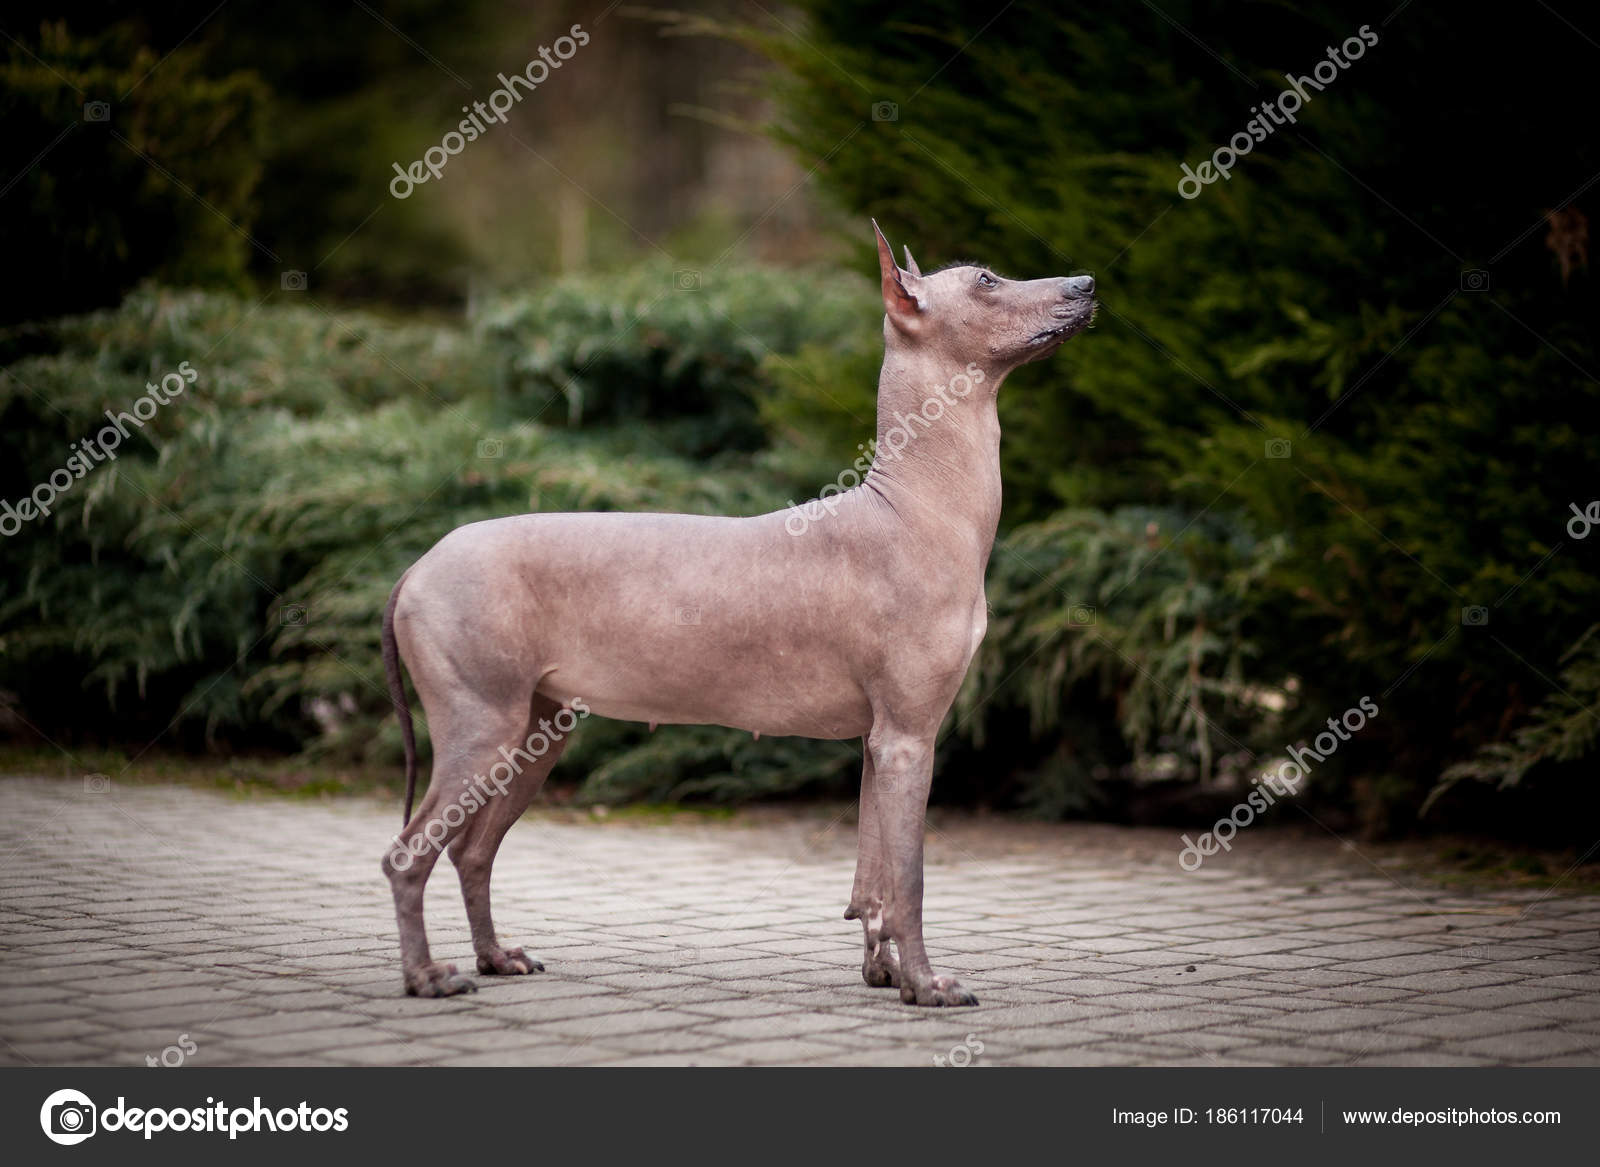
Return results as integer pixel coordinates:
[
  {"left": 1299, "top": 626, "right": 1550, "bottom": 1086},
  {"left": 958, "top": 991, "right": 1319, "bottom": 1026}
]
[
  {"left": 478, "top": 263, "right": 874, "bottom": 455},
  {"left": 963, "top": 507, "right": 1286, "bottom": 780},
  {"left": 1430, "top": 627, "right": 1600, "bottom": 809},
  {"left": 730, "top": 0, "right": 1600, "bottom": 829},
  {"left": 0, "top": 289, "right": 488, "bottom": 740}
]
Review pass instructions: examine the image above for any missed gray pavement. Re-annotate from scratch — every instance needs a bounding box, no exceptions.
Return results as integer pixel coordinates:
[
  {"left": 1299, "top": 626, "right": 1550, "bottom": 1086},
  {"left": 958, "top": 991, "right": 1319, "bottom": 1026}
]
[{"left": 2, "top": 775, "right": 1598, "bottom": 1067}]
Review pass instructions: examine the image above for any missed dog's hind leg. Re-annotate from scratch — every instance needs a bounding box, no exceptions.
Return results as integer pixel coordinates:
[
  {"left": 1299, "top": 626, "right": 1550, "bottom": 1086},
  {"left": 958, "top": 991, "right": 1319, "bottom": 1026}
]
[
  {"left": 382, "top": 697, "right": 533, "bottom": 996},
  {"left": 844, "top": 746, "right": 901, "bottom": 988},
  {"left": 381, "top": 586, "right": 546, "bottom": 999},
  {"left": 447, "top": 692, "right": 571, "bottom": 977}
]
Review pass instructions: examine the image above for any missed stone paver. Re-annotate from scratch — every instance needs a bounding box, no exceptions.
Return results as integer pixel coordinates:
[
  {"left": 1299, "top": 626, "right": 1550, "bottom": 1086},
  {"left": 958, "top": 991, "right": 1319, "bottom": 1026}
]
[{"left": 1, "top": 775, "right": 1598, "bottom": 1066}]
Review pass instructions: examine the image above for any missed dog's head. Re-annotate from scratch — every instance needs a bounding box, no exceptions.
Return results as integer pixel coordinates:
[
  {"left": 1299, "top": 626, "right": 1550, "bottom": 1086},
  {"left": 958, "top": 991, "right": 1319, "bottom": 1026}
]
[{"left": 873, "top": 220, "right": 1095, "bottom": 371}]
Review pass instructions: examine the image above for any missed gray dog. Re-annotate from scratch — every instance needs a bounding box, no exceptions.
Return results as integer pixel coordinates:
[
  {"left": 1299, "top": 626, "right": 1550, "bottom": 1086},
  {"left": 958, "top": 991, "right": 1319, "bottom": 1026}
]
[{"left": 381, "top": 222, "right": 1095, "bottom": 1004}]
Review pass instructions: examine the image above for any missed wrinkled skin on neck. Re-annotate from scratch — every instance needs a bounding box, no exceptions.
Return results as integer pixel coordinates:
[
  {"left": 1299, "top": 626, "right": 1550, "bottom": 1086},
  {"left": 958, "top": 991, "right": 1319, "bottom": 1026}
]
[{"left": 380, "top": 222, "right": 1095, "bottom": 1006}]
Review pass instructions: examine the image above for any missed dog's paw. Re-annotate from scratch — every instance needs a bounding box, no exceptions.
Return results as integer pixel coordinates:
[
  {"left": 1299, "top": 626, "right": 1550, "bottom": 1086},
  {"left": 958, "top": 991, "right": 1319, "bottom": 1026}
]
[
  {"left": 476, "top": 946, "right": 544, "bottom": 976},
  {"left": 404, "top": 961, "right": 478, "bottom": 998},
  {"left": 900, "top": 974, "right": 977, "bottom": 1007}
]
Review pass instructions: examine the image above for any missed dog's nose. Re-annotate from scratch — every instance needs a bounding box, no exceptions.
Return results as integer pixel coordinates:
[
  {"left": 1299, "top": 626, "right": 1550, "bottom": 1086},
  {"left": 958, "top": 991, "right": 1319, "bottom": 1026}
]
[{"left": 1063, "top": 275, "right": 1095, "bottom": 299}]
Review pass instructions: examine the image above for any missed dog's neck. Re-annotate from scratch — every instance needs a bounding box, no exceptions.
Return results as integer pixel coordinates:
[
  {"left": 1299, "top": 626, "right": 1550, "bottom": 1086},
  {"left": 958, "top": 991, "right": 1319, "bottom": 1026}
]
[{"left": 864, "top": 338, "right": 1008, "bottom": 561}]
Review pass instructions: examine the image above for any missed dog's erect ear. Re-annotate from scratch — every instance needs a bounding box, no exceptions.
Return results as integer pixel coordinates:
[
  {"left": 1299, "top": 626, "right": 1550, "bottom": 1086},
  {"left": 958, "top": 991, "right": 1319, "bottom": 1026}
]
[
  {"left": 872, "top": 219, "right": 923, "bottom": 333},
  {"left": 902, "top": 245, "right": 921, "bottom": 278}
]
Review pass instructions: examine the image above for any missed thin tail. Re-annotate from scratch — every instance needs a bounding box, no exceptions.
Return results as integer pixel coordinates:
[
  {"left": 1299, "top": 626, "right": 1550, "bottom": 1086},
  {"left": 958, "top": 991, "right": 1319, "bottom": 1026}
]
[{"left": 382, "top": 573, "right": 419, "bottom": 825}]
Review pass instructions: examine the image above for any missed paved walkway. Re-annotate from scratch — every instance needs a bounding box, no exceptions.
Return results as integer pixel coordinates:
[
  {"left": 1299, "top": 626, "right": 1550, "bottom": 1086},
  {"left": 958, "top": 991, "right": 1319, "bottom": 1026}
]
[{"left": 2, "top": 775, "right": 1598, "bottom": 1067}]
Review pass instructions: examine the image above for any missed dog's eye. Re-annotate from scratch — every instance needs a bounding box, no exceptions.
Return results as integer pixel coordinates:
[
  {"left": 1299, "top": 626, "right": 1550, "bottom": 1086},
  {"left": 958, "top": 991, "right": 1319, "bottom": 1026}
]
[{"left": 976, "top": 272, "right": 997, "bottom": 289}]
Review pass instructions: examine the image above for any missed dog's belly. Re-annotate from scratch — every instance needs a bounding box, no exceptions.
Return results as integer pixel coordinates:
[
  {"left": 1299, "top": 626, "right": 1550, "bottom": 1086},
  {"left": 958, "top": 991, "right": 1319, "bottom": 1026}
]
[{"left": 542, "top": 677, "right": 872, "bottom": 741}]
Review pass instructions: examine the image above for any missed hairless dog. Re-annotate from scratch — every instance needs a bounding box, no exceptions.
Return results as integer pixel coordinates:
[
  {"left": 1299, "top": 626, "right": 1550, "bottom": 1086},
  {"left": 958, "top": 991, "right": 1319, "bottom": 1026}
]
[{"left": 380, "top": 222, "right": 1095, "bottom": 1004}]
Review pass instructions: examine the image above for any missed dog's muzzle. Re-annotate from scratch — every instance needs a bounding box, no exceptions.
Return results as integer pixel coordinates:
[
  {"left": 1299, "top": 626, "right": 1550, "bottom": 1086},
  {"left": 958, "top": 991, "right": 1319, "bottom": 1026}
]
[{"left": 1030, "top": 284, "right": 1097, "bottom": 345}]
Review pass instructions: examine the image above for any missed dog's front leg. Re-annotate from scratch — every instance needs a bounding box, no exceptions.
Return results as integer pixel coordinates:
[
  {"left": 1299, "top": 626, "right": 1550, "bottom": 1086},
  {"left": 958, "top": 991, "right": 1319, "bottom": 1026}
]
[
  {"left": 845, "top": 748, "right": 901, "bottom": 989},
  {"left": 867, "top": 726, "right": 977, "bottom": 1007}
]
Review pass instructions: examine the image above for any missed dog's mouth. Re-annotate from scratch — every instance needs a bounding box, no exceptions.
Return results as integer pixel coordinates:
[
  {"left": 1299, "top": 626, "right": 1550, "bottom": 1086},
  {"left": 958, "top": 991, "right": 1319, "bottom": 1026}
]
[{"left": 1027, "top": 300, "right": 1096, "bottom": 347}]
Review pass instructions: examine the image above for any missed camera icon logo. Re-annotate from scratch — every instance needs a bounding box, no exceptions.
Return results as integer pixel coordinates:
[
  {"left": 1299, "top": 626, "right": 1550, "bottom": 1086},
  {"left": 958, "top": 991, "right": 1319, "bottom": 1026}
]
[
  {"left": 1461, "top": 606, "right": 1489, "bottom": 626},
  {"left": 83, "top": 101, "right": 110, "bottom": 123},
  {"left": 673, "top": 270, "right": 701, "bottom": 291},
  {"left": 476, "top": 437, "right": 504, "bottom": 459},
  {"left": 83, "top": 773, "right": 110, "bottom": 794},
  {"left": 40, "top": 1088, "right": 97, "bottom": 1145},
  {"left": 280, "top": 270, "right": 308, "bottom": 291},
  {"left": 871, "top": 101, "right": 899, "bottom": 122},
  {"left": 280, "top": 603, "right": 307, "bottom": 627},
  {"left": 1069, "top": 604, "right": 1097, "bottom": 627},
  {"left": 676, "top": 606, "right": 701, "bottom": 626},
  {"left": 1265, "top": 438, "right": 1292, "bottom": 459},
  {"left": 1460, "top": 269, "right": 1490, "bottom": 292}
]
